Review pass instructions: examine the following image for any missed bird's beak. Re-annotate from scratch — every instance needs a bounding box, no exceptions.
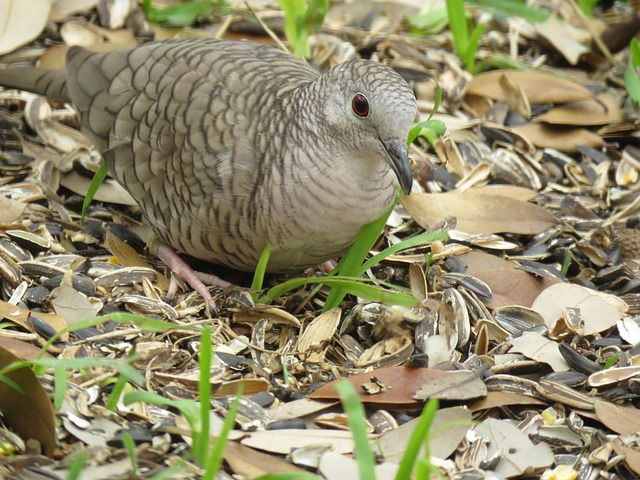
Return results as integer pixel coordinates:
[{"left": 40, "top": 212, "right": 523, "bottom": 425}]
[{"left": 381, "top": 138, "right": 412, "bottom": 195}]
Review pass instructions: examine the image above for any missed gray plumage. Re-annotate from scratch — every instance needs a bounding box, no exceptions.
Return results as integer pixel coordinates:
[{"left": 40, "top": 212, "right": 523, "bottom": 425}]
[{"left": 0, "top": 39, "right": 416, "bottom": 272}]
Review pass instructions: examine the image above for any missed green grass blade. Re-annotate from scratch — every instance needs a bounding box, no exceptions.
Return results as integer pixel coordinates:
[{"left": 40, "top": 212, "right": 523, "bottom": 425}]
[
  {"left": 121, "top": 431, "right": 139, "bottom": 475},
  {"left": 462, "top": 22, "right": 485, "bottom": 72},
  {"left": 81, "top": 162, "right": 109, "bottom": 224},
  {"left": 0, "top": 373, "right": 23, "bottom": 394},
  {"left": 625, "top": 38, "right": 640, "bottom": 103},
  {"left": 408, "top": 7, "right": 449, "bottom": 34},
  {"left": 261, "top": 276, "right": 417, "bottom": 307},
  {"left": 336, "top": 381, "right": 377, "bottom": 480},
  {"left": 195, "top": 326, "right": 213, "bottom": 465},
  {"left": 575, "top": 0, "right": 598, "bottom": 16},
  {"left": 408, "top": 120, "right": 447, "bottom": 147},
  {"left": 203, "top": 389, "right": 243, "bottom": 479},
  {"left": 604, "top": 353, "right": 620, "bottom": 369},
  {"left": 358, "top": 231, "right": 448, "bottom": 276},
  {"left": 251, "top": 245, "right": 272, "bottom": 301},
  {"left": 467, "top": 0, "right": 548, "bottom": 23},
  {"left": 446, "top": 0, "right": 468, "bottom": 61},
  {"left": 323, "top": 200, "right": 396, "bottom": 310},
  {"left": 53, "top": 365, "right": 66, "bottom": 409},
  {"left": 395, "top": 399, "right": 439, "bottom": 480},
  {"left": 105, "top": 375, "right": 129, "bottom": 411},
  {"left": 65, "top": 450, "right": 87, "bottom": 480}
]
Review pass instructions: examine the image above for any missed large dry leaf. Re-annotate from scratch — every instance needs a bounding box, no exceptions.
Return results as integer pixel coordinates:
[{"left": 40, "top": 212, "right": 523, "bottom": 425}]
[
  {"left": 475, "top": 418, "right": 554, "bottom": 477},
  {"left": 466, "top": 70, "right": 593, "bottom": 104},
  {"left": 594, "top": 400, "right": 640, "bottom": 435},
  {"left": 0, "top": 300, "right": 68, "bottom": 337},
  {"left": 0, "top": 337, "right": 53, "bottom": 360},
  {"left": 512, "top": 123, "right": 604, "bottom": 152},
  {"left": 0, "top": 0, "right": 51, "bottom": 54},
  {"left": 241, "top": 429, "right": 355, "bottom": 455},
  {"left": 473, "top": 268, "right": 559, "bottom": 309},
  {"left": 50, "top": 285, "right": 101, "bottom": 324},
  {"left": 459, "top": 251, "right": 517, "bottom": 274},
  {"left": 531, "top": 283, "right": 627, "bottom": 335},
  {"left": 268, "top": 398, "right": 338, "bottom": 420},
  {"left": 414, "top": 370, "right": 487, "bottom": 401},
  {"left": 468, "top": 391, "right": 547, "bottom": 412},
  {"left": 402, "top": 192, "right": 558, "bottom": 235},
  {"left": 611, "top": 439, "right": 640, "bottom": 476},
  {"left": 377, "top": 407, "right": 471, "bottom": 462},
  {"left": 309, "top": 366, "right": 450, "bottom": 407},
  {"left": 224, "top": 440, "right": 308, "bottom": 477},
  {"left": 319, "top": 451, "right": 399, "bottom": 480},
  {"left": 0, "top": 346, "right": 56, "bottom": 455},
  {"left": 537, "top": 93, "right": 622, "bottom": 126},
  {"left": 462, "top": 185, "right": 539, "bottom": 202}
]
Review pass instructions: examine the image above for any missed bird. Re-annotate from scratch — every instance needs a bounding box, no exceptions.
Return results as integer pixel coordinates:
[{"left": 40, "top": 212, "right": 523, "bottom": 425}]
[{"left": 0, "top": 39, "right": 417, "bottom": 308}]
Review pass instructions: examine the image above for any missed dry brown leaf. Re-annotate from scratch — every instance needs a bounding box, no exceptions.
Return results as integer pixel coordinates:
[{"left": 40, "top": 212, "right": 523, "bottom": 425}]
[
  {"left": 474, "top": 268, "right": 560, "bottom": 309},
  {"left": 413, "top": 370, "right": 487, "bottom": 401},
  {"left": 611, "top": 439, "right": 640, "bottom": 475},
  {"left": 475, "top": 418, "right": 554, "bottom": 477},
  {"left": 319, "top": 451, "right": 399, "bottom": 480},
  {"left": 0, "top": 345, "right": 56, "bottom": 455},
  {"left": 467, "top": 391, "right": 547, "bottom": 412},
  {"left": 595, "top": 400, "right": 640, "bottom": 435},
  {"left": 0, "top": 300, "right": 68, "bottom": 337},
  {"left": 377, "top": 407, "right": 471, "bottom": 462},
  {"left": 309, "top": 366, "right": 450, "bottom": 407},
  {"left": 268, "top": 398, "right": 338, "bottom": 420},
  {"left": 512, "top": 123, "right": 604, "bottom": 152},
  {"left": 462, "top": 185, "right": 539, "bottom": 202},
  {"left": 241, "top": 429, "right": 355, "bottom": 455},
  {"left": 224, "top": 440, "right": 308, "bottom": 477},
  {"left": 0, "top": 337, "right": 52, "bottom": 360},
  {"left": 459, "top": 251, "right": 517, "bottom": 275},
  {"left": 403, "top": 192, "right": 558, "bottom": 235},
  {"left": 466, "top": 70, "right": 593, "bottom": 104},
  {"left": 498, "top": 72, "right": 531, "bottom": 118},
  {"left": 213, "top": 378, "right": 271, "bottom": 397},
  {"left": 537, "top": 93, "right": 622, "bottom": 126},
  {"left": 50, "top": 285, "right": 101, "bottom": 324}
]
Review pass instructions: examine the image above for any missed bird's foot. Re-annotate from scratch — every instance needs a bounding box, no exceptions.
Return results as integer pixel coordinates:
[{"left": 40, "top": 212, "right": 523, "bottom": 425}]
[
  {"left": 155, "top": 244, "right": 230, "bottom": 314},
  {"left": 322, "top": 259, "right": 338, "bottom": 273}
]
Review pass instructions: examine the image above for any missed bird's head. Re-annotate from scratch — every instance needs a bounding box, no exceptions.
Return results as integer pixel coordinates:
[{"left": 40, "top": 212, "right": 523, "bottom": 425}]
[{"left": 316, "top": 60, "right": 417, "bottom": 194}]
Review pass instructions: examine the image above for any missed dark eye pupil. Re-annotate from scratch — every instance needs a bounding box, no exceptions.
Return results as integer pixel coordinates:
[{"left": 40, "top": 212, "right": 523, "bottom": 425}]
[{"left": 352, "top": 93, "right": 369, "bottom": 117}]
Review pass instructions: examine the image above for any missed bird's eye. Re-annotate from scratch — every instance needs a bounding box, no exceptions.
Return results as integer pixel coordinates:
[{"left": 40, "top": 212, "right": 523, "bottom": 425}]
[{"left": 351, "top": 93, "right": 370, "bottom": 117}]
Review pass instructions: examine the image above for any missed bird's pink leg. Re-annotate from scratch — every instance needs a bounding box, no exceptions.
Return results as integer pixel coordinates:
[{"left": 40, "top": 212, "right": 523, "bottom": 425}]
[{"left": 155, "top": 244, "right": 231, "bottom": 312}]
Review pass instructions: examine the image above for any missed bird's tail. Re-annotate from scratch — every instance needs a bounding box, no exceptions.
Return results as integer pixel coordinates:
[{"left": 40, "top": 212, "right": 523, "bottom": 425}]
[{"left": 0, "top": 66, "right": 69, "bottom": 103}]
